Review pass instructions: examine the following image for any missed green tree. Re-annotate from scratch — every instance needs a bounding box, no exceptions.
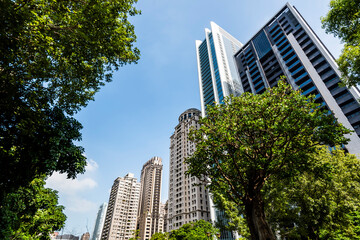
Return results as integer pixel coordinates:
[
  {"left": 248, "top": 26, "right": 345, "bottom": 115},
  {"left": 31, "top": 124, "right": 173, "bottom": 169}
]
[
  {"left": 0, "top": 0, "right": 140, "bottom": 238},
  {"left": 321, "top": 0, "right": 360, "bottom": 86},
  {"left": 266, "top": 147, "right": 360, "bottom": 239},
  {"left": 0, "top": 176, "right": 66, "bottom": 239},
  {"left": 129, "top": 230, "right": 141, "bottom": 240},
  {"left": 0, "top": 0, "right": 140, "bottom": 194},
  {"left": 150, "top": 232, "right": 169, "bottom": 240},
  {"left": 186, "top": 80, "right": 350, "bottom": 240},
  {"left": 211, "top": 192, "right": 250, "bottom": 239},
  {"left": 169, "top": 220, "right": 219, "bottom": 240}
]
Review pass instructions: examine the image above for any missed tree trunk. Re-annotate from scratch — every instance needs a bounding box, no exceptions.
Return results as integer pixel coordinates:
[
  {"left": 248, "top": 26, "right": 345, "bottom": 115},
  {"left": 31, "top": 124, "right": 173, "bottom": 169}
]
[{"left": 244, "top": 194, "right": 276, "bottom": 240}]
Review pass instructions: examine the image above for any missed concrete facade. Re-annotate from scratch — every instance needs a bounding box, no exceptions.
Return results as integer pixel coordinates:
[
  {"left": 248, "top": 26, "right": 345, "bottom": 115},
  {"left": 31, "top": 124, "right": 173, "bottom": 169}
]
[
  {"left": 101, "top": 173, "right": 140, "bottom": 240},
  {"left": 137, "top": 157, "right": 163, "bottom": 240},
  {"left": 167, "top": 108, "right": 211, "bottom": 232}
]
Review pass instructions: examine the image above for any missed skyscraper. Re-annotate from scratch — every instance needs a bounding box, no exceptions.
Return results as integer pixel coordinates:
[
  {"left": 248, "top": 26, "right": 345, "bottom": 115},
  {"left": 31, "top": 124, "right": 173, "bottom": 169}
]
[
  {"left": 91, "top": 203, "right": 108, "bottom": 240},
  {"left": 137, "top": 157, "right": 163, "bottom": 240},
  {"left": 196, "top": 5, "right": 360, "bottom": 155},
  {"left": 167, "top": 109, "right": 211, "bottom": 231},
  {"left": 196, "top": 22, "right": 243, "bottom": 117},
  {"left": 101, "top": 173, "right": 141, "bottom": 240},
  {"left": 196, "top": 23, "right": 243, "bottom": 240},
  {"left": 232, "top": 3, "right": 360, "bottom": 155}
]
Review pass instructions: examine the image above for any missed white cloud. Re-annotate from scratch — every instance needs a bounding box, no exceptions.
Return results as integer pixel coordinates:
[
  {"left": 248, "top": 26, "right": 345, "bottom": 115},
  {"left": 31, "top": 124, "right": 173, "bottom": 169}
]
[
  {"left": 46, "top": 172, "right": 97, "bottom": 195},
  {"left": 85, "top": 159, "right": 99, "bottom": 172},
  {"left": 45, "top": 159, "right": 99, "bottom": 214}
]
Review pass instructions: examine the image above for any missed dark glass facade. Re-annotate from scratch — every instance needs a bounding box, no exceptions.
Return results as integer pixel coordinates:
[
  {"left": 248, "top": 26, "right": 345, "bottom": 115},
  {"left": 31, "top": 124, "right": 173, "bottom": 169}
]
[
  {"left": 198, "top": 40, "right": 216, "bottom": 110},
  {"left": 234, "top": 5, "right": 360, "bottom": 139}
]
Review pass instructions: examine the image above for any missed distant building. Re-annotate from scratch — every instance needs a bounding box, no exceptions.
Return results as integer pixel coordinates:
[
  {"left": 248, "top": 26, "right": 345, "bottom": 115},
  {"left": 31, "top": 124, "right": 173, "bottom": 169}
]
[
  {"left": 55, "top": 234, "right": 79, "bottom": 240},
  {"left": 167, "top": 108, "right": 211, "bottom": 232},
  {"left": 81, "top": 232, "right": 90, "bottom": 240},
  {"left": 158, "top": 202, "right": 166, "bottom": 233},
  {"left": 50, "top": 232, "right": 59, "bottom": 239},
  {"left": 91, "top": 203, "right": 108, "bottom": 240},
  {"left": 101, "top": 173, "right": 141, "bottom": 240},
  {"left": 137, "top": 157, "right": 163, "bottom": 240},
  {"left": 163, "top": 201, "right": 168, "bottom": 232}
]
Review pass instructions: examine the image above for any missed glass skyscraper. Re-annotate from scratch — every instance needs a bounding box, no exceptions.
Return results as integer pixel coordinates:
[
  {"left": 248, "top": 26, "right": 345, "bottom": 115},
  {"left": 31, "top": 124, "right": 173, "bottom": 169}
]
[
  {"left": 196, "top": 22, "right": 243, "bottom": 117},
  {"left": 196, "top": 22, "right": 243, "bottom": 240},
  {"left": 233, "top": 3, "right": 360, "bottom": 155},
  {"left": 195, "top": 3, "right": 360, "bottom": 239},
  {"left": 91, "top": 203, "right": 108, "bottom": 240},
  {"left": 196, "top": 4, "right": 360, "bottom": 155}
]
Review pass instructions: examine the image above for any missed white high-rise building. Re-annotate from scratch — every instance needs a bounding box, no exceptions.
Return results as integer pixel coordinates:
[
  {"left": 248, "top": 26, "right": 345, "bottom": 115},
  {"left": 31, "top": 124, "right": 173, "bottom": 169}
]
[
  {"left": 101, "top": 173, "right": 141, "bottom": 240},
  {"left": 137, "top": 157, "right": 163, "bottom": 240},
  {"left": 167, "top": 108, "right": 211, "bottom": 231},
  {"left": 91, "top": 203, "right": 108, "bottom": 240},
  {"left": 196, "top": 21, "right": 243, "bottom": 117}
]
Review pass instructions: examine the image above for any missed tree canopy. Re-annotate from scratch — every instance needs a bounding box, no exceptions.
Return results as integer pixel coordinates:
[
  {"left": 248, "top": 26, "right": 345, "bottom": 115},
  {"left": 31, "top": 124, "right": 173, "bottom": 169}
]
[
  {"left": 0, "top": 176, "right": 66, "bottom": 239},
  {"left": 186, "top": 80, "right": 350, "bottom": 240},
  {"left": 322, "top": 0, "right": 360, "bottom": 86},
  {"left": 266, "top": 147, "right": 360, "bottom": 239},
  {"left": 212, "top": 147, "right": 360, "bottom": 239},
  {"left": 0, "top": 0, "right": 140, "bottom": 195},
  {"left": 150, "top": 232, "right": 169, "bottom": 240},
  {"left": 0, "top": 0, "right": 140, "bottom": 238},
  {"left": 168, "top": 220, "right": 219, "bottom": 240}
]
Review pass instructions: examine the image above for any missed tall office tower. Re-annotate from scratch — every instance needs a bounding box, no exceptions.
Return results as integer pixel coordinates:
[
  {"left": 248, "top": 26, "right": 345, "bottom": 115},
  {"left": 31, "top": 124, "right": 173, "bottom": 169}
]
[
  {"left": 195, "top": 23, "right": 243, "bottom": 240},
  {"left": 232, "top": 3, "right": 360, "bottom": 154},
  {"left": 91, "top": 203, "right": 108, "bottom": 240},
  {"left": 196, "top": 22, "right": 243, "bottom": 117},
  {"left": 137, "top": 157, "right": 163, "bottom": 240},
  {"left": 167, "top": 109, "right": 211, "bottom": 231},
  {"left": 101, "top": 173, "right": 141, "bottom": 240}
]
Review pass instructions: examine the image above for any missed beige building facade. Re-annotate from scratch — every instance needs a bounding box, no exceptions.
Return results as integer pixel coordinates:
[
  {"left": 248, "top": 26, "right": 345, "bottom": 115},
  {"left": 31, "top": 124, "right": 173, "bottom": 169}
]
[
  {"left": 137, "top": 157, "right": 163, "bottom": 240},
  {"left": 101, "top": 173, "right": 141, "bottom": 240},
  {"left": 167, "top": 108, "right": 211, "bottom": 231}
]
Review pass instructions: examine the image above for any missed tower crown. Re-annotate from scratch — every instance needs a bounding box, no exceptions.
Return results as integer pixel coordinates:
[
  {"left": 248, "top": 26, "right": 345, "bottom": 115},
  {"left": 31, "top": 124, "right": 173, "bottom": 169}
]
[{"left": 178, "top": 108, "right": 201, "bottom": 123}]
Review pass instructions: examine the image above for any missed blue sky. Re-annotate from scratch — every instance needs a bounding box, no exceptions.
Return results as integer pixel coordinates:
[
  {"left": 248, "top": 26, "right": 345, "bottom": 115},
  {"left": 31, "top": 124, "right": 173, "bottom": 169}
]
[{"left": 46, "top": 0, "right": 343, "bottom": 236}]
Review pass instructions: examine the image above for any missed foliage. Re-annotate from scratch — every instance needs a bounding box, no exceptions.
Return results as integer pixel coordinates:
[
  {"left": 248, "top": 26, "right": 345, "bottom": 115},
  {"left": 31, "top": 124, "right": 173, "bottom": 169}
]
[
  {"left": 150, "top": 232, "right": 169, "bottom": 240},
  {"left": 186, "top": 80, "right": 350, "bottom": 240},
  {"left": 266, "top": 147, "right": 360, "bottom": 239},
  {"left": 211, "top": 192, "right": 250, "bottom": 239},
  {"left": 129, "top": 230, "right": 140, "bottom": 240},
  {"left": 0, "top": 176, "right": 66, "bottom": 239},
  {"left": 0, "top": 0, "right": 140, "bottom": 238},
  {"left": 169, "top": 220, "right": 219, "bottom": 240},
  {"left": 0, "top": 0, "right": 140, "bottom": 194},
  {"left": 321, "top": 0, "right": 360, "bottom": 86}
]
